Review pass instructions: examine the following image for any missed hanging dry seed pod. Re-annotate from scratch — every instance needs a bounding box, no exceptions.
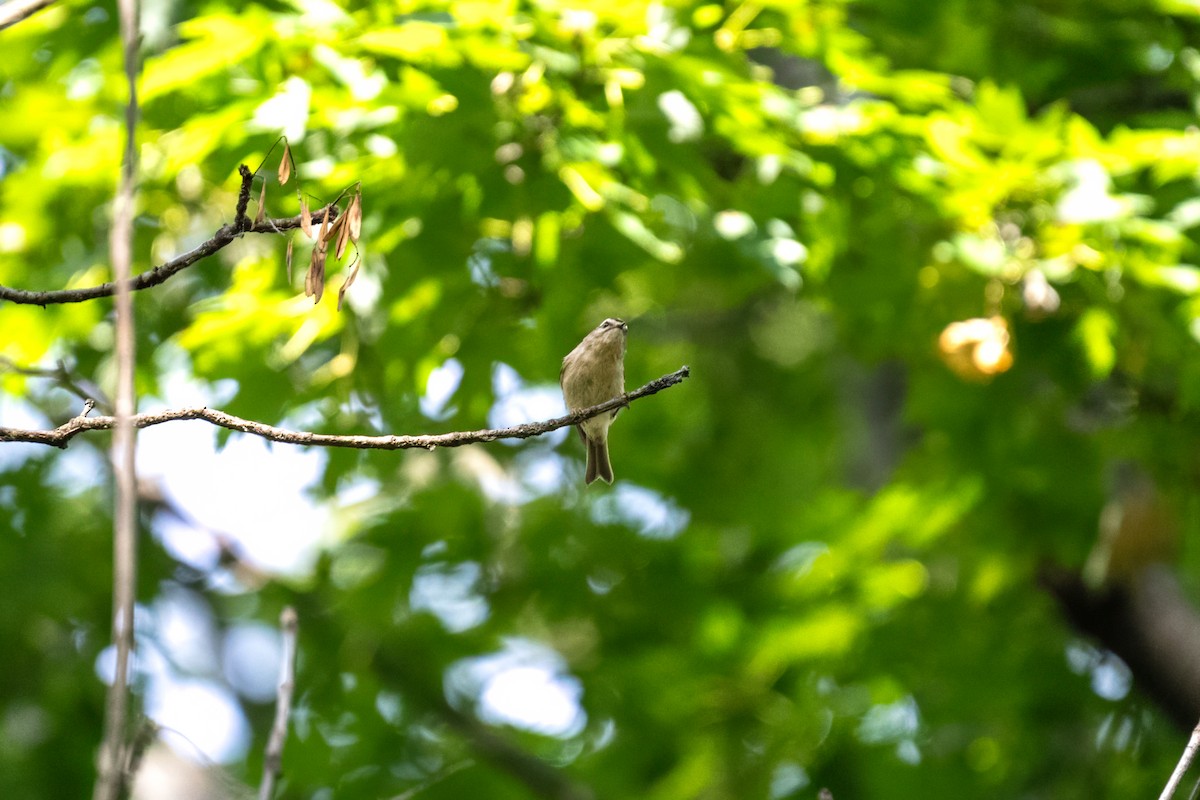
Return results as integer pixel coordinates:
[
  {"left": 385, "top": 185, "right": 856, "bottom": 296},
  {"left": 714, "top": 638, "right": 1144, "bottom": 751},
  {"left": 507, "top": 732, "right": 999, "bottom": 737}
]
[
  {"left": 286, "top": 239, "right": 294, "bottom": 283},
  {"left": 305, "top": 210, "right": 332, "bottom": 302},
  {"left": 305, "top": 241, "right": 328, "bottom": 299},
  {"left": 279, "top": 143, "right": 292, "bottom": 185},
  {"left": 300, "top": 197, "right": 312, "bottom": 238},
  {"left": 309, "top": 243, "right": 327, "bottom": 302},
  {"left": 323, "top": 212, "right": 345, "bottom": 244},
  {"left": 335, "top": 206, "right": 352, "bottom": 260},
  {"left": 304, "top": 245, "right": 313, "bottom": 296},
  {"left": 347, "top": 189, "right": 362, "bottom": 244},
  {"left": 254, "top": 180, "right": 266, "bottom": 225},
  {"left": 338, "top": 257, "right": 360, "bottom": 311},
  {"left": 317, "top": 204, "right": 331, "bottom": 242}
]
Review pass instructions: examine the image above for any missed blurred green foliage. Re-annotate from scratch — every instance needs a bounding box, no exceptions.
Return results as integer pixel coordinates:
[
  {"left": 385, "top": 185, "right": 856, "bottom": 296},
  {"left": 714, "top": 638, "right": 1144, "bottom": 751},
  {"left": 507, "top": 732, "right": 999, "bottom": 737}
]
[{"left": 4, "top": 0, "right": 1200, "bottom": 797}]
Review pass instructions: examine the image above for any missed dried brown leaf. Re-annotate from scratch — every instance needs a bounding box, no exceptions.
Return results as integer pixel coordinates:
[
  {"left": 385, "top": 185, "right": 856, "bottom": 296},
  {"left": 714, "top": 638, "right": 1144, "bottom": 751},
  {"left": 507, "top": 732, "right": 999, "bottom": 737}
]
[
  {"left": 254, "top": 180, "right": 266, "bottom": 225},
  {"left": 278, "top": 143, "right": 292, "bottom": 185},
  {"left": 300, "top": 197, "right": 312, "bottom": 238},
  {"left": 337, "top": 258, "right": 361, "bottom": 311},
  {"left": 286, "top": 239, "right": 294, "bottom": 284}
]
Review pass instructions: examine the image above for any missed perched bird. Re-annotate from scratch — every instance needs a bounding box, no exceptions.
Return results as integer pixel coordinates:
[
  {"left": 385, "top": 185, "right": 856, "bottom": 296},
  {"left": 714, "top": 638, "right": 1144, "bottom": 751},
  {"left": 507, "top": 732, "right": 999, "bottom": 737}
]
[{"left": 560, "top": 318, "right": 628, "bottom": 485}]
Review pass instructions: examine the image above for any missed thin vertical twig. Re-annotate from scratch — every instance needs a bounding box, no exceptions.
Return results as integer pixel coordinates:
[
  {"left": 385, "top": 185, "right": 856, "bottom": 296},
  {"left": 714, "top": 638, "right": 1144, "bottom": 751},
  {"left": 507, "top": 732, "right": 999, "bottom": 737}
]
[
  {"left": 259, "top": 607, "right": 299, "bottom": 800},
  {"left": 93, "top": 0, "right": 140, "bottom": 796},
  {"left": 1161, "top": 719, "right": 1200, "bottom": 800}
]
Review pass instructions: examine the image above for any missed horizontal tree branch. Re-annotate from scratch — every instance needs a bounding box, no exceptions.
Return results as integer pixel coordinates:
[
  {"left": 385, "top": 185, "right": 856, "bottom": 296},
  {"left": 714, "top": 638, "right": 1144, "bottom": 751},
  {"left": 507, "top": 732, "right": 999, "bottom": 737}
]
[
  {"left": 0, "top": 207, "right": 336, "bottom": 307},
  {"left": 0, "top": 366, "right": 690, "bottom": 450}
]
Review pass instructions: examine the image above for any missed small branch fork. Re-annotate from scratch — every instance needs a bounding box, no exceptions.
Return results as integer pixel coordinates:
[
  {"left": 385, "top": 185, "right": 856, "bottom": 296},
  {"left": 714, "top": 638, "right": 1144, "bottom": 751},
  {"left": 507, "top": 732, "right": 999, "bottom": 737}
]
[
  {"left": 0, "top": 165, "right": 337, "bottom": 307},
  {"left": 258, "top": 607, "right": 299, "bottom": 800},
  {"left": 0, "top": 366, "right": 691, "bottom": 450}
]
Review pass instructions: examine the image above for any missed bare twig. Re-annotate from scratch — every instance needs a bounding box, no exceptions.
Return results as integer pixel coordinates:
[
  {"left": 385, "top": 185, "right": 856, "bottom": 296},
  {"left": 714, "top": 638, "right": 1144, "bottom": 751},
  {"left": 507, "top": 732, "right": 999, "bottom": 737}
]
[
  {"left": 93, "top": 0, "right": 140, "bottom": 795},
  {"left": 0, "top": 366, "right": 691, "bottom": 450},
  {"left": 0, "top": 170, "right": 336, "bottom": 307},
  {"left": 1162, "top": 720, "right": 1200, "bottom": 800},
  {"left": 387, "top": 760, "right": 472, "bottom": 800},
  {"left": 259, "top": 607, "right": 299, "bottom": 800},
  {"left": 0, "top": 0, "right": 56, "bottom": 31},
  {"left": 0, "top": 356, "right": 113, "bottom": 413}
]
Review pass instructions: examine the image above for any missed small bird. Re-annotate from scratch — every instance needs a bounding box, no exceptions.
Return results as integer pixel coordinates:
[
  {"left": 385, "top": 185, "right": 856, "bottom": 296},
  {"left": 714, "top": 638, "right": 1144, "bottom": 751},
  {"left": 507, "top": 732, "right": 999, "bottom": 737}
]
[{"left": 560, "top": 318, "right": 628, "bottom": 485}]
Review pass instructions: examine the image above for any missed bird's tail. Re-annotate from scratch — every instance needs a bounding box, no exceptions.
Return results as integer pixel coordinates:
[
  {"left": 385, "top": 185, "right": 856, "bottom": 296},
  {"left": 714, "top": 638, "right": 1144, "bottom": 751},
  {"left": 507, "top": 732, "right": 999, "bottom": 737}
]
[{"left": 585, "top": 437, "right": 614, "bottom": 485}]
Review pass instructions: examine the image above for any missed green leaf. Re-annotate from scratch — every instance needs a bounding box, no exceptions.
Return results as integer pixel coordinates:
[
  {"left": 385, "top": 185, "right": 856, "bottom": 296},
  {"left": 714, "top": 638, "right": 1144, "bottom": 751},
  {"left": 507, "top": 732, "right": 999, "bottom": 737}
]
[
  {"left": 141, "top": 14, "right": 269, "bottom": 100},
  {"left": 357, "top": 23, "right": 462, "bottom": 67},
  {"left": 1076, "top": 308, "right": 1117, "bottom": 378}
]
